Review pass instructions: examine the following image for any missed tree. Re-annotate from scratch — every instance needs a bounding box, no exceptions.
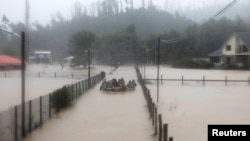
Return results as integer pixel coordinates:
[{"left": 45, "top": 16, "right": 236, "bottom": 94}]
[
  {"left": 96, "top": 25, "right": 143, "bottom": 65},
  {"left": 69, "top": 31, "right": 95, "bottom": 67}
]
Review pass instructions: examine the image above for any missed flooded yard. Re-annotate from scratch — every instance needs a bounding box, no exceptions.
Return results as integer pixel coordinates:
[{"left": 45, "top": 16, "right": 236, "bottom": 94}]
[
  {"left": 1, "top": 65, "right": 250, "bottom": 141},
  {"left": 21, "top": 66, "right": 152, "bottom": 141},
  {"left": 142, "top": 65, "right": 250, "bottom": 141},
  {"left": 0, "top": 64, "right": 112, "bottom": 111}
]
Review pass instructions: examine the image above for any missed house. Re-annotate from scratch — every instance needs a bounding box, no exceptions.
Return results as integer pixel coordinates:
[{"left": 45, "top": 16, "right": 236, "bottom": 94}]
[
  {"left": 63, "top": 56, "right": 73, "bottom": 65},
  {"left": 0, "top": 55, "right": 22, "bottom": 70},
  {"left": 29, "top": 51, "right": 52, "bottom": 63},
  {"left": 209, "top": 32, "right": 250, "bottom": 65}
]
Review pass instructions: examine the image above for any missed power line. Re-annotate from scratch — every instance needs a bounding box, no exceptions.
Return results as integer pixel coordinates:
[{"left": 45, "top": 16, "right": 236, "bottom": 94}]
[{"left": 148, "top": 0, "right": 240, "bottom": 50}]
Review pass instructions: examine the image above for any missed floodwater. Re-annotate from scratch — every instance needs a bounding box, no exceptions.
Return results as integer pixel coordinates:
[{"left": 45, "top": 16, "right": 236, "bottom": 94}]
[
  {"left": 4, "top": 65, "right": 250, "bottom": 141},
  {"left": 0, "top": 64, "right": 112, "bottom": 112},
  {"left": 141, "top": 65, "right": 250, "bottom": 141},
  {"left": 22, "top": 66, "right": 153, "bottom": 141}
]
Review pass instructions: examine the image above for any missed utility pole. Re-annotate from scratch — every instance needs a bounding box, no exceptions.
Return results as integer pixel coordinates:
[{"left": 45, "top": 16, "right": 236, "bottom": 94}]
[
  {"left": 144, "top": 48, "right": 146, "bottom": 80},
  {"left": 157, "top": 37, "right": 160, "bottom": 103},
  {"left": 1, "top": 26, "right": 26, "bottom": 138},
  {"left": 21, "top": 32, "right": 26, "bottom": 137},
  {"left": 88, "top": 49, "right": 91, "bottom": 88}
]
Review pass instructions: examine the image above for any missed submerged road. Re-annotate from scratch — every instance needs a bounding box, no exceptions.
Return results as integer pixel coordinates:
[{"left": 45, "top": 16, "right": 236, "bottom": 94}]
[{"left": 22, "top": 66, "right": 153, "bottom": 141}]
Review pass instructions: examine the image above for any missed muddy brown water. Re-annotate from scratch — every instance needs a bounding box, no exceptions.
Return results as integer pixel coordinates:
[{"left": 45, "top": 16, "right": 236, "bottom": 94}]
[
  {"left": 21, "top": 66, "right": 153, "bottom": 141},
  {"left": 0, "top": 64, "right": 112, "bottom": 112},
  {"left": 141, "top": 65, "right": 250, "bottom": 141},
  {"left": 3, "top": 65, "right": 250, "bottom": 141}
]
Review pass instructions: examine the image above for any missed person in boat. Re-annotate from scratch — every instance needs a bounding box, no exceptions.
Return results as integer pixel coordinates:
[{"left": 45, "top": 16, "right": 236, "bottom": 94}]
[
  {"left": 112, "top": 78, "right": 119, "bottom": 87},
  {"left": 127, "top": 80, "right": 136, "bottom": 90},
  {"left": 100, "top": 78, "right": 108, "bottom": 90},
  {"left": 127, "top": 80, "right": 132, "bottom": 88},
  {"left": 114, "top": 78, "right": 126, "bottom": 91},
  {"left": 132, "top": 79, "right": 137, "bottom": 87}
]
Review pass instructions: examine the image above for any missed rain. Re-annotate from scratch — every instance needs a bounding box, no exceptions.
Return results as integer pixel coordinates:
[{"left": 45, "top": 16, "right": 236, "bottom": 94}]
[{"left": 0, "top": 0, "right": 250, "bottom": 141}]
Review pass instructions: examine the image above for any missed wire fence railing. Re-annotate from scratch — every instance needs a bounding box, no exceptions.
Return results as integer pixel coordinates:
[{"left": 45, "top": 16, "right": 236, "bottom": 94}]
[
  {"left": 0, "top": 71, "right": 100, "bottom": 79},
  {"left": 145, "top": 75, "right": 250, "bottom": 86},
  {"left": 0, "top": 71, "right": 105, "bottom": 141}
]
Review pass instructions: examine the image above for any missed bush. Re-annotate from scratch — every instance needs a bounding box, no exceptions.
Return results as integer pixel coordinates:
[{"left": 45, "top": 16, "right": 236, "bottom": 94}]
[
  {"left": 241, "top": 62, "right": 250, "bottom": 70},
  {"left": 51, "top": 85, "right": 73, "bottom": 112},
  {"left": 172, "top": 58, "right": 214, "bottom": 69},
  {"left": 223, "top": 64, "right": 239, "bottom": 70},
  {"left": 223, "top": 63, "right": 250, "bottom": 70}
]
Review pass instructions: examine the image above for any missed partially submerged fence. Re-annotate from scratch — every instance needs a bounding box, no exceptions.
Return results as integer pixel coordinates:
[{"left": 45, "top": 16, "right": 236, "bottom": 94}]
[
  {"left": 136, "top": 66, "right": 173, "bottom": 141},
  {"left": 0, "top": 71, "right": 105, "bottom": 141},
  {"left": 145, "top": 75, "right": 250, "bottom": 86},
  {"left": 0, "top": 71, "right": 99, "bottom": 79}
]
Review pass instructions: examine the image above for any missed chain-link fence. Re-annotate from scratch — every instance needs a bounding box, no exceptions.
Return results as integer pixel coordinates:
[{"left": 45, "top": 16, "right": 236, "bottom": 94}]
[
  {"left": 0, "top": 71, "right": 105, "bottom": 141},
  {"left": 0, "top": 71, "right": 97, "bottom": 79}
]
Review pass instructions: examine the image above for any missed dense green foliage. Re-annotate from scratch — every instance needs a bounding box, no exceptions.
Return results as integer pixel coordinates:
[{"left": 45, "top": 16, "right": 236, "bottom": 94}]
[
  {"left": 94, "top": 25, "right": 143, "bottom": 65},
  {"left": 51, "top": 86, "right": 73, "bottom": 111},
  {"left": 223, "top": 62, "right": 250, "bottom": 70},
  {"left": 69, "top": 31, "right": 95, "bottom": 67},
  {"left": 172, "top": 59, "right": 214, "bottom": 69}
]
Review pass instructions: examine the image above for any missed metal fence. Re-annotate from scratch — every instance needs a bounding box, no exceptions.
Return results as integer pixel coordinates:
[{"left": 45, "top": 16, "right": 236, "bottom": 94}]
[
  {"left": 0, "top": 72, "right": 105, "bottom": 141},
  {"left": 0, "top": 71, "right": 99, "bottom": 79},
  {"left": 136, "top": 66, "right": 172, "bottom": 141},
  {"left": 145, "top": 75, "right": 250, "bottom": 86}
]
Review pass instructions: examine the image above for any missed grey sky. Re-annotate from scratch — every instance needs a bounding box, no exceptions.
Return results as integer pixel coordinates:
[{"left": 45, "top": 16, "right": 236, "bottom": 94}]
[{"left": 0, "top": 0, "right": 245, "bottom": 25}]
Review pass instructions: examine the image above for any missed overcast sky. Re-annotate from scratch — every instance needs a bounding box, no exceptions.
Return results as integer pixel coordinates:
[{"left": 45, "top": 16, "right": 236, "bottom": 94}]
[{"left": 0, "top": 0, "right": 246, "bottom": 25}]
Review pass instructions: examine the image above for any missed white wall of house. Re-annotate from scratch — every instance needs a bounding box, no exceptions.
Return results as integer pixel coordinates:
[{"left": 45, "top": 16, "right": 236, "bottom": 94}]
[{"left": 222, "top": 34, "right": 237, "bottom": 55}]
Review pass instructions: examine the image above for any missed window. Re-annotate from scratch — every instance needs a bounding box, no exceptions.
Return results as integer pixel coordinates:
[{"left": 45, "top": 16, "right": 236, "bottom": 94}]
[
  {"left": 226, "top": 45, "right": 231, "bottom": 51},
  {"left": 242, "top": 45, "right": 248, "bottom": 52}
]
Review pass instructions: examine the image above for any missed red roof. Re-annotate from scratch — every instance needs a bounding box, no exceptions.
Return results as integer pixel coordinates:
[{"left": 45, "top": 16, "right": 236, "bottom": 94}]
[{"left": 0, "top": 55, "right": 22, "bottom": 65}]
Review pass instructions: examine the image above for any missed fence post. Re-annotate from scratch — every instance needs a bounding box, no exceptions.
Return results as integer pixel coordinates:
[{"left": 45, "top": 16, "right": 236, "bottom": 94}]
[
  {"left": 182, "top": 76, "right": 184, "bottom": 86},
  {"left": 75, "top": 83, "right": 77, "bottom": 99},
  {"left": 40, "top": 96, "right": 42, "bottom": 126},
  {"left": 225, "top": 76, "right": 227, "bottom": 86},
  {"left": 49, "top": 93, "right": 51, "bottom": 118},
  {"left": 5, "top": 72, "right": 6, "bottom": 78},
  {"left": 83, "top": 80, "right": 85, "bottom": 93},
  {"left": 81, "top": 80, "right": 83, "bottom": 94},
  {"left": 161, "top": 75, "right": 163, "bottom": 85},
  {"left": 15, "top": 106, "right": 18, "bottom": 141},
  {"left": 169, "top": 137, "right": 173, "bottom": 141},
  {"left": 152, "top": 103, "right": 155, "bottom": 125},
  {"left": 155, "top": 107, "right": 158, "bottom": 135},
  {"left": 248, "top": 77, "right": 250, "bottom": 86},
  {"left": 86, "top": 79, "right": 89, "bottom": 90},
  {"left": 72, "top": 72, "right": 73, "bottom": 78},
  {"left": 80, "top": 81, "right": 82, "bottom": 95},
  {"left": 71, "top": 84, "right": 74, "bottom": 100},
  {"left": 146, "top": 89, "right": 150, "bottom": 102},
  {"left": 203, "top": 76, "right": 205, "bottom": 86},
  {"left": 38, "top": 72, "right": 40, "bottom": 78},
  {"left": 79, "top": 82, "right": 81, "bottom": 96},
  {"left": 29, "top": 100, "right": 32, "bottom": 132},
  {"left": 91, "top": 77, "right": 93, "bottom": 88},
  {"left": 77, "top": 82, "right": 79, "bottom": 97},
  {"left": 158, "top": 114, "right": 162, "bottom": 141},
  {"left": 54, "top": 72, "right": 56, "bottom": 78},
  {"left": 163, "top": 124, "right": 168, "bottom": 141},
  {"left": 149, "top": 96, "right": 152, "bottom": 118}
]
